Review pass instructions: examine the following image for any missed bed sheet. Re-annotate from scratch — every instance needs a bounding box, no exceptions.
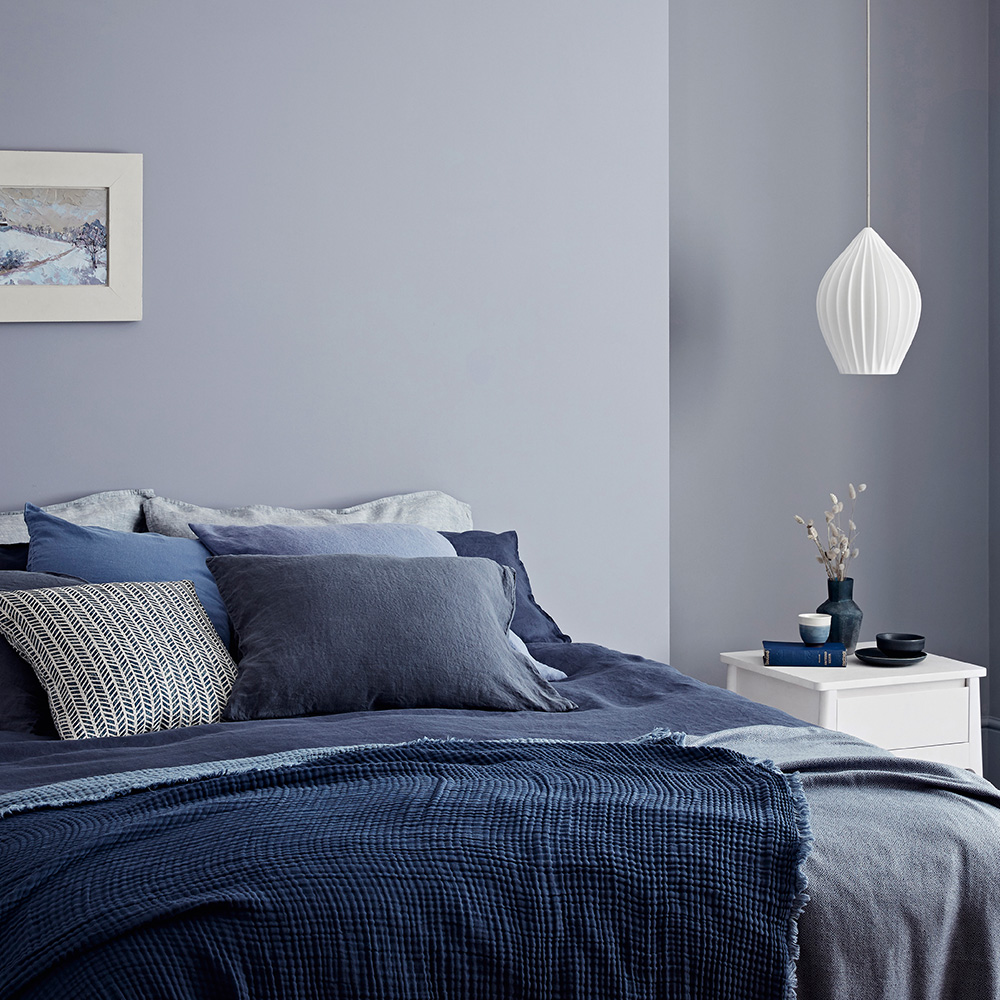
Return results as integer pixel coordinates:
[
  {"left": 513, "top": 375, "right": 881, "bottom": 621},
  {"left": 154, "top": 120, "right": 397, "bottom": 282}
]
[{"left": 0, "top": 642, "right": 806, "bottom": 792}]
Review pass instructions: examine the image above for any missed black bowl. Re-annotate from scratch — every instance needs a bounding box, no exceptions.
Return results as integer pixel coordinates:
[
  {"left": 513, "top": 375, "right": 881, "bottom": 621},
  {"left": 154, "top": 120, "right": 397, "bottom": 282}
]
[{"left": 875, "top": 632, "right": 925, "bottom": 656}]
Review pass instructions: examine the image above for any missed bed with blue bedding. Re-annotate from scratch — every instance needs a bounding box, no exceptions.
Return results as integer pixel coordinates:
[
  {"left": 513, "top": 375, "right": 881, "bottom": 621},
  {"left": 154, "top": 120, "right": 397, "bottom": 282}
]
[{"left": 0, "top": 489, "right": 998, "bottom": 1000}]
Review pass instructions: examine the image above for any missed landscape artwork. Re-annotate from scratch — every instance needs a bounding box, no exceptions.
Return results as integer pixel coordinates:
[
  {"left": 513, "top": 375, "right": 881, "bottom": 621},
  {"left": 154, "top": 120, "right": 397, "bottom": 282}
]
[{"left": 0, "top": 187, "right": 108, "bottom": 285}]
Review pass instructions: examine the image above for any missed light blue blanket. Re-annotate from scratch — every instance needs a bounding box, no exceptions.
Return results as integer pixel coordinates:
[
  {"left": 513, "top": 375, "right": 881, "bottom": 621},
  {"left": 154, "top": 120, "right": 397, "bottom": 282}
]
[{"left": 690, "top": 725, "right": 1000, "bottom": 1000}]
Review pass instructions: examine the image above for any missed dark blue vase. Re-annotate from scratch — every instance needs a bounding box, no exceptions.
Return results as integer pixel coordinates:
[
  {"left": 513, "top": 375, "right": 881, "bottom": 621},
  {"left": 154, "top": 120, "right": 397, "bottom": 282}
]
[{"left": 816, "top": 577, "right": 862, "bottom": 654}]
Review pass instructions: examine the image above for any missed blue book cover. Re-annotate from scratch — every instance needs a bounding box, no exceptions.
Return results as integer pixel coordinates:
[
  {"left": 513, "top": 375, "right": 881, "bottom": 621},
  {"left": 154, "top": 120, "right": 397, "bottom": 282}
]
[{"left": 762, "top": 640, "right": 847, "bottom": 667}]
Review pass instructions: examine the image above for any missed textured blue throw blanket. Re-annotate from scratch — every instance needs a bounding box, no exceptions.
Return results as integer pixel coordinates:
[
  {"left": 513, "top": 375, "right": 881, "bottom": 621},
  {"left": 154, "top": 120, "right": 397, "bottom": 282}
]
[{"left": 0, "top": 735, "right": 811, "bottom": 1000}]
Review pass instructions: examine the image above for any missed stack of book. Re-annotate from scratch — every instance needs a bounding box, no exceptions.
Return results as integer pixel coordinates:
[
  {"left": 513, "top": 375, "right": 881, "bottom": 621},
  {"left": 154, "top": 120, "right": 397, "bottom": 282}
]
[{"left": 762, "top": 640, "right": 847, "bottom": 667}]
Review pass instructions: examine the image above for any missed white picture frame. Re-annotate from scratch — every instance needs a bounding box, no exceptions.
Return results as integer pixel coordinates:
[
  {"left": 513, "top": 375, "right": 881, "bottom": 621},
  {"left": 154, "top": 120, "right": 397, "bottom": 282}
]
[{"left": 0, "top": 150, "right": 142, "bottom": 322}]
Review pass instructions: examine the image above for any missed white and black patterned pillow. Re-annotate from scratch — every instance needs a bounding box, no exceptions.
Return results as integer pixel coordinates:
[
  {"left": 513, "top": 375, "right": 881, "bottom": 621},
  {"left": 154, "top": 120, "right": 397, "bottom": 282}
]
[{"left": 0, "top": 580, "right": 237, "bottom": 740}]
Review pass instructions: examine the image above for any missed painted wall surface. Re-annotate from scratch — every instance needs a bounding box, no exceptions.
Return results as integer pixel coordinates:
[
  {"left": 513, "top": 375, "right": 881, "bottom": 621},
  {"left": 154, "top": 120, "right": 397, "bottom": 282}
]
[
  {"left": 990, "top": 0, "right": 1000, "bottom": 741},
  {"left": 671, "top": 1, "right": 989, "bottom": 686},
  {"left": 0, "top": 2, "right": 670, "bottom": 660}
]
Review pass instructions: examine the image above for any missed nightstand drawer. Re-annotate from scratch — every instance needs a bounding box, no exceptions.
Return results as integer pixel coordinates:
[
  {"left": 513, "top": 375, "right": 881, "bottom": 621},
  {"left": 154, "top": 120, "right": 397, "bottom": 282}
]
[{"left": 835, "top": 680, "right": 969, "bottom": 750}]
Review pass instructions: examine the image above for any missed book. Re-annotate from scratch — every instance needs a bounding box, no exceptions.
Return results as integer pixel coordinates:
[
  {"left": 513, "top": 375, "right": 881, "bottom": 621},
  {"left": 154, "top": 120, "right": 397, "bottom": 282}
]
[{"left": 762, "top": 640, "right": 847, "bottom": 667}]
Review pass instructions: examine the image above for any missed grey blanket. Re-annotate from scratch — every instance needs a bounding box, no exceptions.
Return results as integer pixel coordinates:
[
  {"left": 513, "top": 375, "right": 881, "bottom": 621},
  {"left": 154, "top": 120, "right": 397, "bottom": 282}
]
[{"left": 690, "top": 726, "right": 1000, "bottom": 1000}]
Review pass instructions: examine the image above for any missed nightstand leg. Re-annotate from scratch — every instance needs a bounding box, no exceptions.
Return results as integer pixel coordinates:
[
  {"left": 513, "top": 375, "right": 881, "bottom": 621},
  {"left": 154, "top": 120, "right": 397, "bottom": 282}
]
[
  {"left": 817, "top": 691, "right": 837, "bottom": 730},
  {"left": 968, "top": 677, "right": 984, "bottom": 776}
]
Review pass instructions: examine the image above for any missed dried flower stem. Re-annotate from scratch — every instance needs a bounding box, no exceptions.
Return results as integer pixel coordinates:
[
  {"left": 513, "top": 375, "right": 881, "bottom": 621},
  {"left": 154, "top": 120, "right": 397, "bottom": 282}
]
[{"left": 794, "top": 483, "right": 866, "bottom": 581}]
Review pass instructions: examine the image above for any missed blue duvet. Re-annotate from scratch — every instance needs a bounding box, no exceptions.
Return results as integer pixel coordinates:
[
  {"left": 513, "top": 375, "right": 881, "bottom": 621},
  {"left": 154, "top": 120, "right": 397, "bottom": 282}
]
[{"left": 0, "top": 643, "right": 807, "bottom": 792}]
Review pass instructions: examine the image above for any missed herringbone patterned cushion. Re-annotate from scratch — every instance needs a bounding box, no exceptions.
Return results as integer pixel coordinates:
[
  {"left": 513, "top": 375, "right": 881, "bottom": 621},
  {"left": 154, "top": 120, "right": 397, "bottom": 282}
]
[{"left": 0, "top": 580, "right": 237, "bottom": 740}]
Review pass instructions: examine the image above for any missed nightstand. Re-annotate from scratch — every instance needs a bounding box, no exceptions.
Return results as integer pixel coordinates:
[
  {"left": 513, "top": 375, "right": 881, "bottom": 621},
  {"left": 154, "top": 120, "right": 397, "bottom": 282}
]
[{"left": 721, "top": 646, "right": 986, "bottom": 775}]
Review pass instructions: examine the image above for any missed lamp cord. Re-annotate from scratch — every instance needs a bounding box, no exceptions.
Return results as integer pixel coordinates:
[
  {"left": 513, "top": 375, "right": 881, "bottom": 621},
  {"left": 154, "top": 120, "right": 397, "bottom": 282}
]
[{"left": 866, "top": 0, "right": 871, "bottom": 229}]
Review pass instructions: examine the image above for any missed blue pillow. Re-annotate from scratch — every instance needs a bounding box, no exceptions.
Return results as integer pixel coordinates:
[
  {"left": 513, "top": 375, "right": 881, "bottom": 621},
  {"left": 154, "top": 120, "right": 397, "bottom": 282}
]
[
  {"left": 24, "top": 504, "right": 230, "bottom": 647},
  {"left": 191, "top": 521, "right": 457, "bottom": 559},
  {"left": 0, "top": 570, "right": 87, "bottom": 735},
  {"left": 441, "top": 530, "right": 570, "bottom": 644}
]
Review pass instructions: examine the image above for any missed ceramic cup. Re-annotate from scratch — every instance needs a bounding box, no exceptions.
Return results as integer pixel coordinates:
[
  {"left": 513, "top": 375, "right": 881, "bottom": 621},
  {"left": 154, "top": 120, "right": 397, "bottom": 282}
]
[{"left": 798, "top": 613, "right": 832, "bottom": 645}]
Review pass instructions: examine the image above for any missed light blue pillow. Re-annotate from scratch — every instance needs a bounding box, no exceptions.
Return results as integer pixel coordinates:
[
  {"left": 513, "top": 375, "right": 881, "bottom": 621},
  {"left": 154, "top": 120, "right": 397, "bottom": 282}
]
[
  {"left": 24, "top": 503, "right": 230, "bottom": 647},
  {"left": 506, "top": 628, "right": 566, "bottom": 682},
  {"left": 190, "top": 521, "right": 457, "bottom": 559}
]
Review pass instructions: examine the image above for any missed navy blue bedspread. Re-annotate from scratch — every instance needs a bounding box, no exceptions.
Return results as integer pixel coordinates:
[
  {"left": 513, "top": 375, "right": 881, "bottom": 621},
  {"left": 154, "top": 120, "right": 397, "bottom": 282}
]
[
  {"left": 0, "top": 643, "right": 812, "bottom": 999},
  {"left": 0, "top": 734, "right": 810, "bottom": 1000},
  {"left": 0, "top": 642, "right": 806, "bottom": 793}
]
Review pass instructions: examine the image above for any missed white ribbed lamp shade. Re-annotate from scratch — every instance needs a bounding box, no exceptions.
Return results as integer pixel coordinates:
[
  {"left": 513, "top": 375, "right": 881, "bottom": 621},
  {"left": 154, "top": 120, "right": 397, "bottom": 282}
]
[{"left": 816, "top": 227, "right": 921, "bottom": 374}]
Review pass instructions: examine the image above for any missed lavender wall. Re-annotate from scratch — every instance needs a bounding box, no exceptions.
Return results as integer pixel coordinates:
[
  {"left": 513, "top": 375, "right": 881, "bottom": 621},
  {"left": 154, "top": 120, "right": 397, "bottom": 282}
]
[
  {"left": 0, "top": 2, "right": 670, "bottom": 659},
  {"left": 11, "top": 1, "right": 988, "bottom": 702},
  {"left": 990, "top": 0, "right": 1000, "bottom": 747},
  {"left": 671, "top": 1, "right": 989, "bottom": 686}
]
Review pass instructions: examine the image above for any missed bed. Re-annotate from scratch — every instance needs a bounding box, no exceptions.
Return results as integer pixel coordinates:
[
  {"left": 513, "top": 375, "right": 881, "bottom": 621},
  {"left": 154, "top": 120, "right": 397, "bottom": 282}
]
[{"left": 0, "top": 489, "right": 998, "bottom": 1000}]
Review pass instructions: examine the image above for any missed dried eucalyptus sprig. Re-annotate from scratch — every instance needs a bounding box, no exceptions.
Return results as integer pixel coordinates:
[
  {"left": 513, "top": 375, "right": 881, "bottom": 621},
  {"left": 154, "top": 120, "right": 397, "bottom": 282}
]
[{"left": 794, "top": 483, "right": 866, "bottom": 581}]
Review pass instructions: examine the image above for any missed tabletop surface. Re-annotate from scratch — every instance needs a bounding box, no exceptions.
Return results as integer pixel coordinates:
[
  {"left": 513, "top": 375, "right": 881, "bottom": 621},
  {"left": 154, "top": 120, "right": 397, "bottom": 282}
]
[{"left": 720, "top": 645, "right": 986, "bottom": 691}]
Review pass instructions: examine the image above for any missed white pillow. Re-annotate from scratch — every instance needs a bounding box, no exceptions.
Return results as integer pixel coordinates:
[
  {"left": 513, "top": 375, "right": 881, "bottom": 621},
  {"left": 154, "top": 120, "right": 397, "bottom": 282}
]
[
  {"left": 143, "top": 490, "right": 473, "bottom": 539},
  {"left": 0, "top": 580, "right": 237, "bottom": 740},
  {"left": 508, "top": 629, "right": 567, "bottom": 682},
  {"left": 0, "top": 488, "right": 155, "bottom": 544}
]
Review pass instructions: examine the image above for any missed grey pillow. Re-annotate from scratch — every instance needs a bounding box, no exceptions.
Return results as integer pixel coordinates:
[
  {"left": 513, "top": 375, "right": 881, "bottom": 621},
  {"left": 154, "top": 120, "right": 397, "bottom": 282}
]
[
  {"left": 145, "top": 491, "right": 473, "bottom": 539},
  {"left": 0, "top": 489, "right": 155, "bottom": 544},
  {"left": 208, "top": 553, "right": 577, "bottom": 720}
]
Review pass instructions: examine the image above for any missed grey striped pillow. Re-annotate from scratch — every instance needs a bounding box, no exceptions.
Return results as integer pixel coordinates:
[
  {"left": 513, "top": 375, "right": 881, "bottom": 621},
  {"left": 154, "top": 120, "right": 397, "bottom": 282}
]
[{"left": 0, "top": 580, "right": 237, "bottom": 740}]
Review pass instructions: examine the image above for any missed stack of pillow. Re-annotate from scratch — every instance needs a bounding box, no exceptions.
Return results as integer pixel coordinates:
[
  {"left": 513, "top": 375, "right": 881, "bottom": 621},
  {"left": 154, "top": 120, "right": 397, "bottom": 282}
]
[{"left": 0, "top": 489, "right": 575, "bottom": 741}]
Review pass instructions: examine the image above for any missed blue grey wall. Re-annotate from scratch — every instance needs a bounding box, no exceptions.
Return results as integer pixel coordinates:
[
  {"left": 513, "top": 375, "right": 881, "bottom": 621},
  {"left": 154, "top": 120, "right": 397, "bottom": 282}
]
[
  {"left": 10, "top": 1, "right": 988, "bottom": 698},
  {"left": 671, "top": 1, "right": 989, "bottom": 687},
  {"left": 0, "top": 2, "right": 670, "bottom": 660},
  {"left": 991, "top": 0, "right": 1000, "bottom": 737}
]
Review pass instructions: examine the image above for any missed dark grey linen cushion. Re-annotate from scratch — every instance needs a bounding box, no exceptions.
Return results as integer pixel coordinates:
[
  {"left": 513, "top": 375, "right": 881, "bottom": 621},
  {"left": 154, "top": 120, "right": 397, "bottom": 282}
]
[
  {"left": 208, "top": 553, "right": 577, "bottom": 720},
  {"left": 0, "top": 489, "right": 155, "bottom": 545}
]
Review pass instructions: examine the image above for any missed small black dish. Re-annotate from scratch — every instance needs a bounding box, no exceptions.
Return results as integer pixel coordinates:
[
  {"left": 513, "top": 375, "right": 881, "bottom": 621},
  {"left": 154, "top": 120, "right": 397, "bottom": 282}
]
[
  {"left": 875, "top": 632, "right": 926, "bottom": 656},
  {"left": 855, "top": 647, "right": 927, "bottom": 667}
]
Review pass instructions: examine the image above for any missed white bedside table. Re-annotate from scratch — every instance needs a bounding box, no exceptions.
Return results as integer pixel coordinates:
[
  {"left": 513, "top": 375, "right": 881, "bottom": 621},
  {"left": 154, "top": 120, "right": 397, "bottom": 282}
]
[{"left": 721, "top": 646, "right": 986, "bottom": 775}]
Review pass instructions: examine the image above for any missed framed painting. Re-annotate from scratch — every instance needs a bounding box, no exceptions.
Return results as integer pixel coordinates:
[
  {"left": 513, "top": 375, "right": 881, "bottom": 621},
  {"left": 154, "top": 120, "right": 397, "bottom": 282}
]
[{"left": 0, "top": 151, "right": 142, "bottom": 322}]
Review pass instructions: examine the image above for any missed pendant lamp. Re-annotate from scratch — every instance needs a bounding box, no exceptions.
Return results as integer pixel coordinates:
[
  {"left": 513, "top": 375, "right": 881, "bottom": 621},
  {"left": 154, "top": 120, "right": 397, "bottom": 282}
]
[{"left": 816, "top": 0, "right": 921, "bottom": 375}]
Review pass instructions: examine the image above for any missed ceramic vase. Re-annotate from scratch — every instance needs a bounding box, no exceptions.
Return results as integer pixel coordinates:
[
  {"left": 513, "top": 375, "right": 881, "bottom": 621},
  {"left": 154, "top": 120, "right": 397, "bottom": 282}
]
[{"left": 816, "top": 577, "right": 862, "bottom": 654}]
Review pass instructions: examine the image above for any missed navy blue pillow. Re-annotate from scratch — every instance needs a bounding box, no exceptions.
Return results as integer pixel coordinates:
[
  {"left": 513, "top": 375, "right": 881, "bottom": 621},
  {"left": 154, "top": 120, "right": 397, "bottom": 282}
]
[
  {"left": 23, "top": 503, "right": 230, "bottom": 648},
  {"left": 0, "top": 571, "right": 86, "bottom": 735},
  {"left": 209, "top": 553, "right": 576, "bottom": 720},
  {"left": 441, "top": 530, "right": 570, "bottom": 644},
  {"left": 0, "top": 544, "right": 28, "bottom": 572}
]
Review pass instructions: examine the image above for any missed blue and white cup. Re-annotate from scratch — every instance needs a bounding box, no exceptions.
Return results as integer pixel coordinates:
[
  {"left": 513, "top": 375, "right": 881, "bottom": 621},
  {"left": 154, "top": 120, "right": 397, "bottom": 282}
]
[{"left": 798, "top": 613, "right": 832, "bottom": 645}]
